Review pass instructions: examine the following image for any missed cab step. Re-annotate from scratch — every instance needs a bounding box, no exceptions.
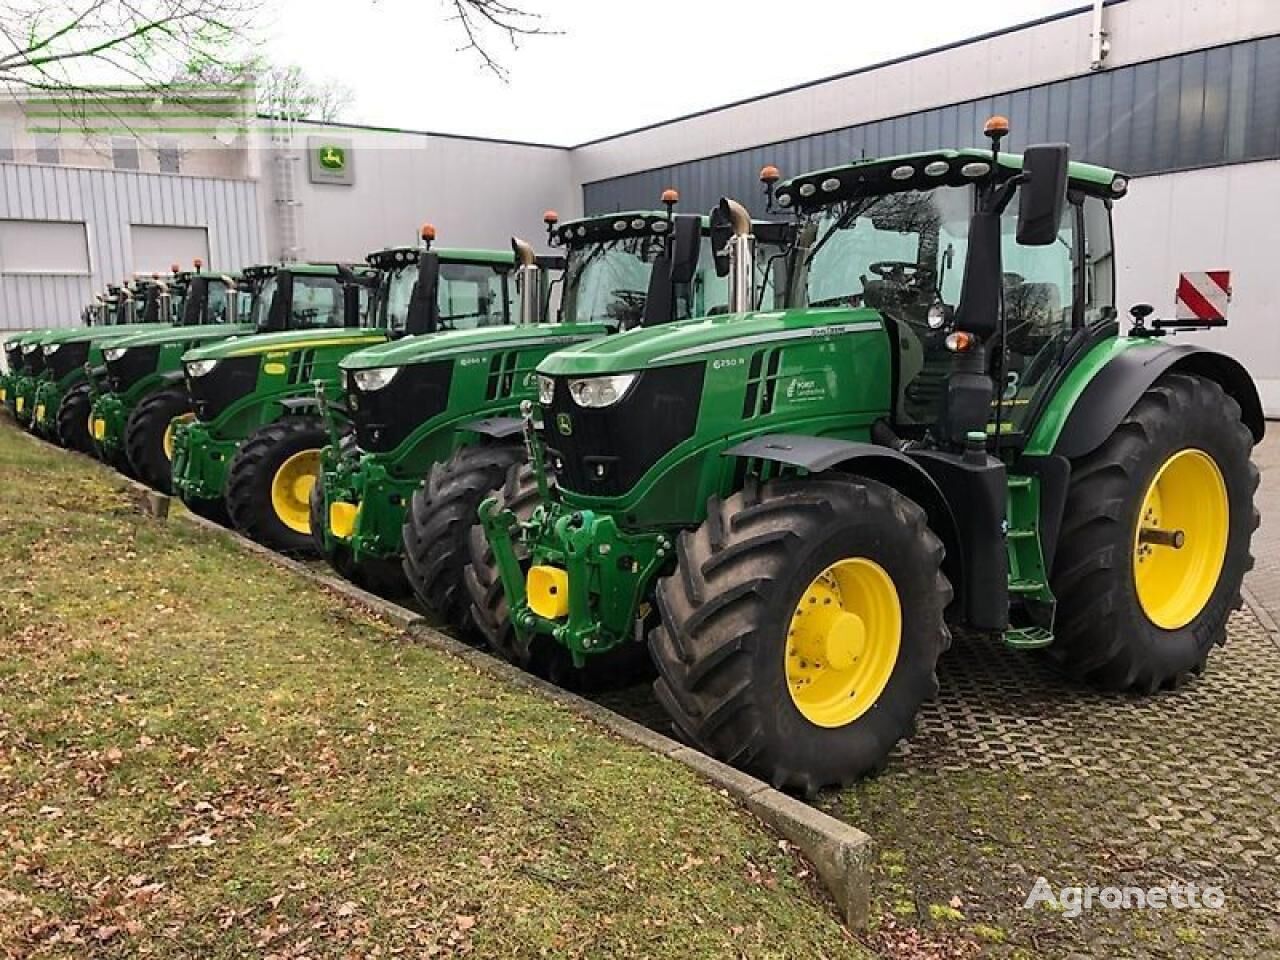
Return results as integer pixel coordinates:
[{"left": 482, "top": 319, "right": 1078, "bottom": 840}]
[{"left": 1004, "top": 625, "right": 1054, "bottom": 650}]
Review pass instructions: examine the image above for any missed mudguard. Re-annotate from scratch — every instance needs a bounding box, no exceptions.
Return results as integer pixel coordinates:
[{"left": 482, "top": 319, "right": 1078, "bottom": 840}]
[
  {"left": 1055, "top": 343, "right": 1263, "bottom": 460},
  {"left": 461, "top": 416, "right": 524, "bottom": 439},
  {"left": 723, "top": 435, "right": 984, "bottom": 621}
]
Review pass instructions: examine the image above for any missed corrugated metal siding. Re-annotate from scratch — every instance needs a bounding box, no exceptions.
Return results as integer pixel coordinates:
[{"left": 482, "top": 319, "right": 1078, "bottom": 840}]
[
  {"left": 583, "top": 36, "right": 1280, "bottom": 216},
  {"left": 0, "top": 163, "right": 263, "bottom": 329}
]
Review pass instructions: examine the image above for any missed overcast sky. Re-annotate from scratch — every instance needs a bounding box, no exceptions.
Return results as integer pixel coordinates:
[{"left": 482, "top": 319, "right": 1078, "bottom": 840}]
[{"left": 261, "top": 0, "right": 1086, "bottom": 144}]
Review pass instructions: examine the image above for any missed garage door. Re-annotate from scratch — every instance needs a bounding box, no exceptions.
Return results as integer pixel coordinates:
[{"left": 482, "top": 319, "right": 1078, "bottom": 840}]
[
  {"left": 130, "top": 224, "right": 210, "bottom": 274},
  {"left": 0, "top": 220, "right": 90, "bottom": 275}
]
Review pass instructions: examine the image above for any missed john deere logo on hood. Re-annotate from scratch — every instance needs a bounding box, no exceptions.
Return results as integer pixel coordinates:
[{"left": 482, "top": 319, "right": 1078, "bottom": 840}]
[{"left": 556, "top": 412, "right": 573, "bottom": 436}]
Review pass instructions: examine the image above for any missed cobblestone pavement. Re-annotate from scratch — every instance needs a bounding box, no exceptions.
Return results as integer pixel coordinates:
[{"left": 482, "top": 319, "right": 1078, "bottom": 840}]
[{"left": 599, "top": 432, "right": 1280, "bottom": 958}]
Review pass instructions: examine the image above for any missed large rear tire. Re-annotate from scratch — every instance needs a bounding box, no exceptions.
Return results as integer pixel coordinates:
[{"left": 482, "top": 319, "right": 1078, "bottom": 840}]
[
  {"left": 403, "top": 443, "right": 526, "bottom": 634},
  {"left": 125, "top": 386, "right": 192, "bottom": 494},
  {"left": 226, "top": 417, "right": 327, "bottom": 554},
  {"left": 1050, "top": 371, "right": 1258, "bottom": 692},
  {"left": 650, "top": 476, "right": 951, "bottom": 795},
  {"left": 55, "top": 382, "right": 94, "bottom": 454}
]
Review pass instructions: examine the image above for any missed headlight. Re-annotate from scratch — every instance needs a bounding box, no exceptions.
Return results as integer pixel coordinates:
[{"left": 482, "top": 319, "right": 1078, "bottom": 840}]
[
  {"left": 22, "top": 344, "right": 37, "bottom": 354},
  {"left": 104, "top": 347, "right": 129, "bottom": 361},
  {"left": 186, "top": 358, "right": 219, "bottom": 378},
  {"left": 568, "top": 373, "right": 637, "bottom": 408},
  {"left": 537, "top": 374, "right": 555, "bottom": 405},
  {"left": 42, "top": 343, "right": 60, "bottom": 356},
  {"left": 352, "top": 367, "right": 399, "bottom": 392}
]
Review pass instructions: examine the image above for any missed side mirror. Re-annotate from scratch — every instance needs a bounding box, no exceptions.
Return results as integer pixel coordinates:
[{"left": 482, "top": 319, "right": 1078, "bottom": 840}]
[
  {"left": 709, "top": 205, "right": 733, "bottom": 278},
  {"left": 668, "top": 214, "right": 701, "bottom": 284},
  {"left": 406, "top": 251, "right": 440, "bottom": 335},
  {"left": 1017, "top": 144, "right": 1069, "bottom": 246}
]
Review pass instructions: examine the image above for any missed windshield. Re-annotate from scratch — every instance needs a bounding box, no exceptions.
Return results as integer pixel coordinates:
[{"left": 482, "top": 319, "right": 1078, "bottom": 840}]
[
  {"left": 380, "top": 264, "right": 418, "bottom": 331},
  {"left": 439, "top": 262, "right": 512, "bottom": 330},
  {"left": 251, "top": 274, "right": 348, "bottom": 332},
  {"left": 251, "top": 276, "right": 277, "bottom": 330},
  {"left": 562, "top": 234, "right": 787, "bottom": 327}
]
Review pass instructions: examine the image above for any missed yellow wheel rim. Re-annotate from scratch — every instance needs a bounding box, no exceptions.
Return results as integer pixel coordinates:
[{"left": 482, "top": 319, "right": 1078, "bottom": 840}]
[
  {"left": 271, "top": 449, "right": 322, "bottom": 535},
  {"left": 785, "top": 558, "right": 901, "bottom": 728},
  {"left": 1133, "top": 448, "right": 1229, "bottom": 630},
  {"left": 162, "top": 413, "right": 196, "bottom": 462}
]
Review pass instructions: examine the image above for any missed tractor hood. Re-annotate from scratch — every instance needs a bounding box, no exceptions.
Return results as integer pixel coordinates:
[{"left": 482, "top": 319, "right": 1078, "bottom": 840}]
[
  {"left": 105, "top": 323, "right": 255, "bottom": 352},
  {"left": 37, "top": 322, "right": 172, "bottom": 346},
  {"left": 184, "top": 327, "right": 386, "bottom": 362},
  {"left": 537, "top": 307, "right": 887, "bottom": 377},
  {"left": 340, "top": 322, "right": 612, "bottom": 372}
]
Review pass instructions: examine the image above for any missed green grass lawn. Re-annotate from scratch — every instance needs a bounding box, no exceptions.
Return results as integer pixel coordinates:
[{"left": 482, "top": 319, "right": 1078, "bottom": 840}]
[{"left": 0, "top": 421, "right": 865, "bottom": 959}]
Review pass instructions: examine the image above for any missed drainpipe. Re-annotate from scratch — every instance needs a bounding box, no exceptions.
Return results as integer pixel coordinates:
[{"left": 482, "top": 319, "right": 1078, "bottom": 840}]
[{"left": 1089, "top": 0, "right": 1111, "bottom": 71}]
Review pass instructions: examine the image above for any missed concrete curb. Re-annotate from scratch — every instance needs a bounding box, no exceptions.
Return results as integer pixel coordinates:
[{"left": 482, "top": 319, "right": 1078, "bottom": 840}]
[
  {"left": 166, "top": 498, "right": 874, "bottom": 928},
  {"left": 1241, "top": 583, "right": 1280, "bottom": 646}
]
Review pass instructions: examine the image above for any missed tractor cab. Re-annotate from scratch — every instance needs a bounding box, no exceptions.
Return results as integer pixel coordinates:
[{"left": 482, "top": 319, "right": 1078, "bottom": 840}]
[
  {"left": 552, "top": 207, "right": 789, "bottom": 331},
  {"left": 775, "top": 136, "right": 1125, "bottom": 451}
]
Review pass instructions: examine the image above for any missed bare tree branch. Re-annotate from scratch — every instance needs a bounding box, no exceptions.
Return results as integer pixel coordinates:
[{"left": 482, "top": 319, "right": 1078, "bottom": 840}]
[{"left": 444, "top": 0, "right": 555, "bottom": 81}]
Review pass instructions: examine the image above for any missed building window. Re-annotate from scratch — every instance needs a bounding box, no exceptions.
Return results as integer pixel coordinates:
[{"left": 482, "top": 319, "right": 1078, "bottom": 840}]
[
  {"left": 112, "top": 137, "right": 140, "bottom": 170},
  {"left": 34, "top": 135, "right": 60, "bottom": 165},
  {"left": 0, "top": 124, "right": 13, "bottom": 163},
  {"left": 157, "top": 139, "right": 181, "bottom": 174}
]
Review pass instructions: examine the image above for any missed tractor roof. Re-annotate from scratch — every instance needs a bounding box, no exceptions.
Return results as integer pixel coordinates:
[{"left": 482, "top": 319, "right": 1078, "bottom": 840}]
[
  {"left": 364, "top": 246, "right": 517, "bottom": 271},
  {"left": 553, "top": 211, "right": 790, "bottom": 248},
  {"left": 775, "top": 149, "right": 1128, "bottom": 213}
]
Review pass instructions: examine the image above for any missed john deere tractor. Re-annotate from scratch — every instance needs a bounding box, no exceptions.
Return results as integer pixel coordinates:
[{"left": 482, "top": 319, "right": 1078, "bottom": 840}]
[
  {"left": 171, "top": 243, "right": 533, "bottom": 553},
  {"left": 321, "top": 202, "right": 786, "bottom": 618},
  {"left": 475, "top": 120, "right": 1262, "bottom": 794},
  {"left": 88, "top": 265, "right": 258, "bottom": 486},
  {"left": 5, "top": 291, "right": 115, "bottom": 425},
  {"left": 26, "top": 279, "right": 178, "bottom": 446}
]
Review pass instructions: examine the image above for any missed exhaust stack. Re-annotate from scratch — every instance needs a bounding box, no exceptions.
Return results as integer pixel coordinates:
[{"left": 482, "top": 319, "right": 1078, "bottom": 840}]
[
  {"left": 721, "top": 198, "right": 755, "bottom": 314},
  {"left": 512, "top": 237, "right": 542, "bottom": 325}
]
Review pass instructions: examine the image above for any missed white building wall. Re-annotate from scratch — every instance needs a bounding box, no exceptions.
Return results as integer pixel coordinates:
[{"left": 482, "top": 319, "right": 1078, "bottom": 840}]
[
  {"left": 264, "top": 123, "right": 576, "bottom": 263},
  {"left": 1116, "top": 159, "right": 1280, "bottom": 413},
  {"left": 569, "top": 0, "right": 1280, "bottom": 186}
]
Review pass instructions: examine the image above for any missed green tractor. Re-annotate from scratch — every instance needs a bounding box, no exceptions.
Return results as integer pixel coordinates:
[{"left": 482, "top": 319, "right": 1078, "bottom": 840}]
[
  {"left": 171, "top": 241, "right": 536, "bottom": 553},
  {"left": 88, "top": 265, "right": 258, "bottom": 486},
  {"left": 27, "top": 279, "right": 178, "bottom": 446},
  {"left": 5, "top": 291, "right": 115, "bottom": 425},
  {"left": 476, "top": 121, "right": 1262, "bottom": 793},
  {"left": 321, "top": 201, "right": 787, "bottom": 615}
]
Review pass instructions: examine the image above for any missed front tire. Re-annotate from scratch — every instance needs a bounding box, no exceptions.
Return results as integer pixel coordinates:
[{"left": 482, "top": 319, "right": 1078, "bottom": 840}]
[
  {"left": 125, "top": 386, "right": 192, "bottom": 494},
  {"left": 650, "top": 476, "right": 951, "bottom": 795},
  {"left": 226, "top": 417, "right": 328, "bottom": 554},
  {"left": 403, "top": 444, "right": 526, "bottom": 634},
  {"left": 1050, "top": 372, "right": 1258, "bottom": 692},
  {"left": 56, "top": 382, "right": 94, "bottom": 454}
]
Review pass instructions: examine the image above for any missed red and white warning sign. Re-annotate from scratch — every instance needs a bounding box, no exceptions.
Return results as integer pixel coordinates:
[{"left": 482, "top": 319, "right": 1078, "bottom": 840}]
[{"left": 1175, "top": 271, "right": 1232, "bottom": 325}]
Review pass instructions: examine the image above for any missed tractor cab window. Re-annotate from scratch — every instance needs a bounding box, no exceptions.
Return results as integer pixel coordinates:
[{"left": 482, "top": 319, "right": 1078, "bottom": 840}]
[
  {"left": 698, "top": 238, "right": 789, "bottom": 314},
  {"left": 995, "top": 192, "right": 1078, "bottom": 435},
  {"left": 804, "top": 187, "right": 972, "bottom": 425},
  {"left": 380, "top": 264, "right": 418, "bottom": 332},
  {"left": 562, "top": 235, "right": 666, "bottom": 330},
  {"left": 1083, "top": 197, "right": 1116, "bottom": 325},
  {"left": 206, "top": 281, "right": 230, "bottom": 324},
  {"left": 437, "top": 263, "right": 511, "bottom": 331},
  {"left": 290, "top": 275, "right": 345, "bottom": 328}
]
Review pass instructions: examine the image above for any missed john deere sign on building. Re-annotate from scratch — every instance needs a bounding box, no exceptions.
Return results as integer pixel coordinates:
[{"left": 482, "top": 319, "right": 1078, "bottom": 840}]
[{"left": 307, "top": 137, "right": 354, "bottom": 185}]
